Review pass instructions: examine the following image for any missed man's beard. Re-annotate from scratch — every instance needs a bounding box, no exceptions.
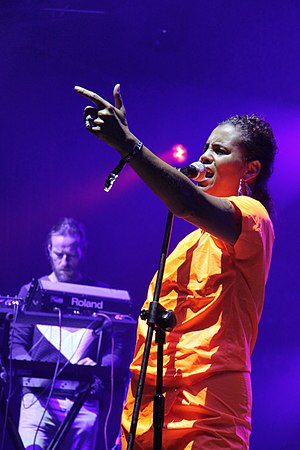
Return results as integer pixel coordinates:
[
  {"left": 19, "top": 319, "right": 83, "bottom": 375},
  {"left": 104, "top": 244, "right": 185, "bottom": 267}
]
[
  {"left": 55, "top": 268, "right": 76, "bottom": 282},
  {"left": 51, "top": 262, "right": 78, "bottom": 283}
]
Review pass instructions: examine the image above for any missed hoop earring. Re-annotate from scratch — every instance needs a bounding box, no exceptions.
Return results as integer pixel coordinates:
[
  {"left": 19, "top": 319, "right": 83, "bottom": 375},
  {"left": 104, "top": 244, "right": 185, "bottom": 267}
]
[{"left": 238, "top": 179, "right": 252, "bottom": 196}]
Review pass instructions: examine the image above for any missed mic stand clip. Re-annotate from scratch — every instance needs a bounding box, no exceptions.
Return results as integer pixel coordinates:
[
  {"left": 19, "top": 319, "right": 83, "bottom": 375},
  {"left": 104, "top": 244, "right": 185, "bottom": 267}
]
[{"left": 140, "top": 304, "right": 176, "bottom": 333}]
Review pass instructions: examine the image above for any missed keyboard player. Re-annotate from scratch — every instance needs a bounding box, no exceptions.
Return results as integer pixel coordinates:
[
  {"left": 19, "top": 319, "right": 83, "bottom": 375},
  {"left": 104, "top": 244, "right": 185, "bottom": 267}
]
[{"left": 10, "top": 217, "right": 128, "bottom": 450}]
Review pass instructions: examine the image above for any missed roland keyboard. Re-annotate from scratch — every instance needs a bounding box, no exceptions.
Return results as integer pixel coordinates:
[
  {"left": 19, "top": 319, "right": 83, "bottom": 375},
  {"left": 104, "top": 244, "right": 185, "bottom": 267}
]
[
  {"left": 8, "top": 359, "right": 129, "bottom": 383},
  {"left": 24, "top": 279, "right": 133, "bottom": 316},
  {"left": 3, "top": 309, "right": 136, "bottom": 331}
]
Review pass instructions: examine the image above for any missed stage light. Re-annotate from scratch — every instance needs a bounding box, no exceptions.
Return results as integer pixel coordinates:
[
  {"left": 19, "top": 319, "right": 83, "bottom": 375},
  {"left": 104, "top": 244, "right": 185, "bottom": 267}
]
[{"left": 171, "top": 144, "right": 188, "bottom": 163}]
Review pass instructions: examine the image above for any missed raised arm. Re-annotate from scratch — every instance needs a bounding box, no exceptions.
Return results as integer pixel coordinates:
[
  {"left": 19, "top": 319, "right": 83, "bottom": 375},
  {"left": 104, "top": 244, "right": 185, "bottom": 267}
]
[{"left": 75, "top": 84, "right": 241, "bottom": 244}]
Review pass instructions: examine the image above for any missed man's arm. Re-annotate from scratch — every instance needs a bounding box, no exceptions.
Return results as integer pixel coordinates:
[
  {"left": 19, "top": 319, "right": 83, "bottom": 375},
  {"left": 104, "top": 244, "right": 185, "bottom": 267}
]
[
  {"left": 9, "top": 284, "right": 33, "bottom": 360},
  {"left": 9, "top": 322, "right": 33, "bottom": 360},
  {"left": 100, "top": 331, "right": 128, "bottom": 368}
]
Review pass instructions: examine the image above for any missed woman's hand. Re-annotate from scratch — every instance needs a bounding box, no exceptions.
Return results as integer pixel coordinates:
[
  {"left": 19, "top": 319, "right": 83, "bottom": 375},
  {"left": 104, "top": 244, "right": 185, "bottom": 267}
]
[{"left": 75, "top": 84, "right": 133, "bottom": 152}]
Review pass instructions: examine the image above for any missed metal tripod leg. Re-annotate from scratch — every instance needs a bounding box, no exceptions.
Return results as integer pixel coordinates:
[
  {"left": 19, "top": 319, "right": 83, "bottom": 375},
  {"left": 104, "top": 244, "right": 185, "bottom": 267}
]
[{"left": 47, "top": 377, "right": 101, "bottom": 450}]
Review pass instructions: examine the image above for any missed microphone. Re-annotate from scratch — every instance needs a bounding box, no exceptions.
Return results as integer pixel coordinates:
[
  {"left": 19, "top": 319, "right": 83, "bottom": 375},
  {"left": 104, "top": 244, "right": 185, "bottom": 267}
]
[{"left": 179, "top": 161, "right": 206, "bottom": 181}]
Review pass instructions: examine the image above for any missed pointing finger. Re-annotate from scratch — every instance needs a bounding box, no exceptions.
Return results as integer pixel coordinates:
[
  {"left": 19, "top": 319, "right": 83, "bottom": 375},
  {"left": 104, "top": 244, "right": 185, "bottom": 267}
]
[{"left": 74, "top": 85, "right": 111, "bottom": 110}]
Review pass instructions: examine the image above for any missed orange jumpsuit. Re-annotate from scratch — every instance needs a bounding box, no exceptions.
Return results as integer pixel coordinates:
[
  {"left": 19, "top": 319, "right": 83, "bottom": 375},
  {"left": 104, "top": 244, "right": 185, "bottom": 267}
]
[{"left": 122, "top": 196, "right": 274, "bottom": 449}]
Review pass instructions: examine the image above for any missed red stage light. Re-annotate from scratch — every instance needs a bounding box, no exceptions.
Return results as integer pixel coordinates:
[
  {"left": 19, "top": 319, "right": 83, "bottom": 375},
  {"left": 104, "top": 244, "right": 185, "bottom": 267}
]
[{"left": 171, "top": 144, "right": 188, "bottom": 163}]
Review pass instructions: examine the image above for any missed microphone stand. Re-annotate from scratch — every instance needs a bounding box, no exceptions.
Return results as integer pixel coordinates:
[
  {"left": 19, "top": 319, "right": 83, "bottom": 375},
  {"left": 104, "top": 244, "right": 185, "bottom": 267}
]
[{"left": 127, "top": 210, "right": 177, "bottom": 450}]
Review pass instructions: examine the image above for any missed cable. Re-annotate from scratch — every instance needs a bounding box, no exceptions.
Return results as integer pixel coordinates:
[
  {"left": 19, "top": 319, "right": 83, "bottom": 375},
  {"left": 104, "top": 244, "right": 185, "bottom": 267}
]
[
  {"left": 32, "top": 307, "right": 62, "bottom": 449},
  {"left": 0, "top": 301, "right": 20, "bottom": 450},
  {"left": 21, "top": 316, "right": 99, "bottom": 409},
  {"left": 100, "top": 313, "right": 114, "bottom": 450},
  {"left": 17, "top": 312, "right": 112, "bottom": 448}
]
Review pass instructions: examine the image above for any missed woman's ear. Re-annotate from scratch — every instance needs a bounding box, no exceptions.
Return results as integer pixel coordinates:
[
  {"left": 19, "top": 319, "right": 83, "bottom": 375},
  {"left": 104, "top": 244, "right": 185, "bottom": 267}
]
[{"left": 244, "top": 160, "right": 261, "bottom": 182}]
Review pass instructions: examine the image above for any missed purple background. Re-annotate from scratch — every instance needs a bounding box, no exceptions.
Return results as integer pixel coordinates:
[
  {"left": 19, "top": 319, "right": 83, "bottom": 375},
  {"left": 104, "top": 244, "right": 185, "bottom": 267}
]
[{"left": 1, "top": 1, "right": 299, "bottom": 448}]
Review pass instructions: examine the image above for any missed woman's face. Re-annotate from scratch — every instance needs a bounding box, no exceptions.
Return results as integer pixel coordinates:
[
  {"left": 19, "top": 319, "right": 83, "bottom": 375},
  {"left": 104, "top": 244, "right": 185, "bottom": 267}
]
[{"left": 198, "top": 123, "right": 249, "bottom": 197}]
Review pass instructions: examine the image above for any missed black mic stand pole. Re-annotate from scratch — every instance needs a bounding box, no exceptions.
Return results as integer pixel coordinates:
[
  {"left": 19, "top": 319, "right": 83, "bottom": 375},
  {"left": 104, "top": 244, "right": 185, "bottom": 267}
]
[{"left": 127, "top": 210, "right": 177, "bottom": 450}]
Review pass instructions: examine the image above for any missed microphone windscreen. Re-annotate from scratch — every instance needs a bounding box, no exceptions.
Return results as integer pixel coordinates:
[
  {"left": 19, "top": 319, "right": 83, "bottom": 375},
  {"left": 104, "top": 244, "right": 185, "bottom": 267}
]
[
  {"left": 190, "top": 161, "right": 206, "bottom": 180},
  {"left": 179, "top": 162, "right": 206, "bottom": 181}
]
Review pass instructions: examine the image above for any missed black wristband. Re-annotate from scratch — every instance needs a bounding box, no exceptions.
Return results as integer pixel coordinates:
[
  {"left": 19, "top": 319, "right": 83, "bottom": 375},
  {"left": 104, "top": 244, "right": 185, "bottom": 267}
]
[
  {"left": 104, "top": 141, "right": 144, "bottom": 192},
  {"left": 122, "top": 140, "right": 144, "bottom": 163}
]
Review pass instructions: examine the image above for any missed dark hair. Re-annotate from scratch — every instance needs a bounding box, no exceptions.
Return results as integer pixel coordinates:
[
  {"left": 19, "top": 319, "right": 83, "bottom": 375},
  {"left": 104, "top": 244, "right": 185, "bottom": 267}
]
[
  {"left": 220, "top": 114, "right": 277, "bottom": 213},
  {"left": 46, "top": 217, "right": 88, "bottom": 252}
]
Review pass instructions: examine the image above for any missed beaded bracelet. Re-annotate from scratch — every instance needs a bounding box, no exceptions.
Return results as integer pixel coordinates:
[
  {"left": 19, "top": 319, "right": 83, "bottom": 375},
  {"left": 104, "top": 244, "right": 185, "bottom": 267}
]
[{"left": 104, "top": 140, "right": 143, "bottom": 192}]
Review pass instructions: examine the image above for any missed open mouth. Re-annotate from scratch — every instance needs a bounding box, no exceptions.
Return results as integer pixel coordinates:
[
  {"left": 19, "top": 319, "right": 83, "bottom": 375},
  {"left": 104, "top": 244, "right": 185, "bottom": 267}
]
[{"left": 205, "top": 168, "right": 214, "bottom": 178}]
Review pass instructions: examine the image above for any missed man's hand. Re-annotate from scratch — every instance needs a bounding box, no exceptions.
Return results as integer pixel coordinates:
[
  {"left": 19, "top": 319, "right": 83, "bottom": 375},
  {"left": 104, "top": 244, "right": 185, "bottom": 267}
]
[
  {"left": 77, "top": 357, "right": 96, "bottom": 366},
  {"left": 101, "top": 353, "right": 121, "bottom": 367}
]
